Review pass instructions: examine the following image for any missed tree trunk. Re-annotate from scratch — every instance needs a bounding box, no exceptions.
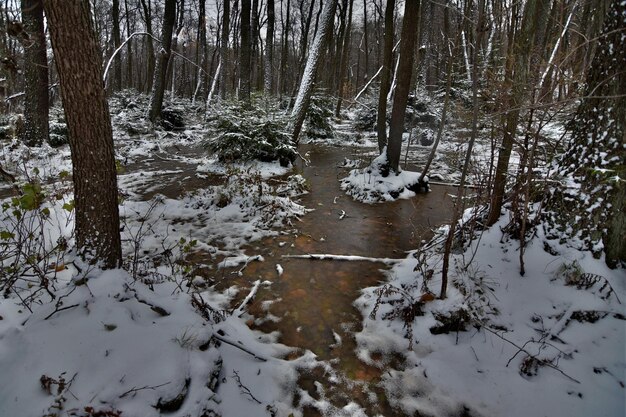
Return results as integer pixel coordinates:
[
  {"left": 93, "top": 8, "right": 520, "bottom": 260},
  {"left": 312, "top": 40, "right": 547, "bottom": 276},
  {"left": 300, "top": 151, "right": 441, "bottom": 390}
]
[
  {"left": 124, "top": 0, "right": 133, "bottom": 89},
  {"left": 220, "top": 0, "right": 230, "bottom": 99},
  {"left": 43, "top": 0, "right": 122, "bottom": 268},
  {"left": 139, "top": 0, "right": 155, "bottom": 93},
  {"left": 21, "top": 0, "right": 49, "bottom": 147},
  {"left": 545, "top": 0, "right": 626, "bottom": 268},
  {"left": 279, "top": 0, "right": 291, "bottom": 96},
  {"left": 111, "top": 0, "right": 122, "bottom": 91},
  {"left": 375, "top": 0, "right": 395, "bottom": 153},
  {"left": 148, "top": 0, "right": 176, "bottom": 123},
  {"left": 291, "top": 0, "right": 338, "bottom": 143},
  {"left": 264, "top": 0, "right": 275, "bottom": 94},
  {"left": 239, "top": 0, "right": 251, "bottom": 104},
  {"left": 335, "top": 0, "right": 354, "bottom": 117},
  {"left": 385, "top": 0, "right": 420, "bottom": 173},
  {"left": 486, "top": 0, "right": 550, "bottom": 226}
]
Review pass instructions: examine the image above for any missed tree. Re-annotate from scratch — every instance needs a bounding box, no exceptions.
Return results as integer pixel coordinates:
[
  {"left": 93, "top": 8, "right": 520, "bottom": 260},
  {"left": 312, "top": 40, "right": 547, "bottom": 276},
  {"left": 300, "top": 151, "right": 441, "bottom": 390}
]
[
  {"left": 385, "top": 0, "right": 420, "bottom": 173},
  {"left": 111, "top": 0, "right": 122, "bottom": 91},
  {"left": 239, "top": 0, "right": 251, "bottom": 104},
  {"left": 264, "top": 0, "right": 275, "bottom": 94},
  {"left": 545, "top": 0, "right": 626, "bottom": 268},
  {"left": 148, "top": 0, "right": 176, "bottom": 123},
  {"left": 219, "top": 0, "right": 230, "bottom": 99},
  {"left": 43, "top": 0, "right": 122, "bottom": 268},
  {"left": 486, "top": 0, "right": 551, "bottom": 226},
  {"left": 20, "top": 0, "right": 49, "bottom": 147},
  {"left": 376, "top": 0, "right": 395, "bottom": 153},
  {"left": 290, "top": 0, "right": 339, "bottom": 143}
]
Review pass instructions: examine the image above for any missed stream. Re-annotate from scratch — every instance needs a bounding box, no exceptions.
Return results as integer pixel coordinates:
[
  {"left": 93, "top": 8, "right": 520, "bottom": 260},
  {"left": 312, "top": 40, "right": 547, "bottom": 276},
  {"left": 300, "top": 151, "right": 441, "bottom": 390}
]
[{"left": 210, "top": 143, "right": 455, "bottom": 416}]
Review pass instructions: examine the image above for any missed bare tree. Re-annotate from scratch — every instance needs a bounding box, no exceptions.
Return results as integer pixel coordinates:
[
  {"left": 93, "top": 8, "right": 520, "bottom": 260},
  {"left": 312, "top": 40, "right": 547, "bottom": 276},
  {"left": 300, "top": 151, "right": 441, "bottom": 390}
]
[{"left": 43, "top": 0, "right": 121, "bottom": 268}]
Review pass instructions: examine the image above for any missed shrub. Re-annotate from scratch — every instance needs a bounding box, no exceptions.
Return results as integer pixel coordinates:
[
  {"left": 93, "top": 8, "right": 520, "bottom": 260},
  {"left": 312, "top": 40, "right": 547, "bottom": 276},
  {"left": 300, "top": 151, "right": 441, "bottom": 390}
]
[{"left": 205, "top": 102, "right": 297, "bottom": 167}]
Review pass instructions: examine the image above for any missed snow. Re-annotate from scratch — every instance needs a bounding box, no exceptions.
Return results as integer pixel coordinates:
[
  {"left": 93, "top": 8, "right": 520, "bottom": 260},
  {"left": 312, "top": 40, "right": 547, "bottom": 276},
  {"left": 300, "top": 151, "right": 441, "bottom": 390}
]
[
  {"left": 341, "top": 152, "right": 426, "bottom": 203},
  {"left": 354, "top": 213, "right": 626, "bottom": 417}
]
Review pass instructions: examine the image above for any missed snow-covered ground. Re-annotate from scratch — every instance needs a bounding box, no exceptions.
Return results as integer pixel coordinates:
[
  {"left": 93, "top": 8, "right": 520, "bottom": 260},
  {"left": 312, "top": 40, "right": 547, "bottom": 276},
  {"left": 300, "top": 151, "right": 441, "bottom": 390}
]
[{"left": 0, "top": 93, "right": 623, "bottom": 417}]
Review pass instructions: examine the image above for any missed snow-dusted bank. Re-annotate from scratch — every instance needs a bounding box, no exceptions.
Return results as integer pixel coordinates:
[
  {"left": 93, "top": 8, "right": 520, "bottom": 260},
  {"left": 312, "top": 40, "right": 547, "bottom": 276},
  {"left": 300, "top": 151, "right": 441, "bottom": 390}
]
[{"left": 354, "top": 211, "right": 625, "bottom": 417}]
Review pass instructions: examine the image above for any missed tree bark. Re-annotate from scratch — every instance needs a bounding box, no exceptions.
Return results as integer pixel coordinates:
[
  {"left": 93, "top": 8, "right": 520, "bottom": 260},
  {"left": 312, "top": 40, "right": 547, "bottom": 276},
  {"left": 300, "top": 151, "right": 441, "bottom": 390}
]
[
  {"left": 43, "top": 0, "right": 122, "bottom": 268},
  {"left": 335, "top": 0, "right": 354, "bottom": 117},
  {"left": 291, "top": 0, "right": 338, "bottom": 143},
  {"left": 139, "top": 0, "right": 156, "bottom": 93},
  {"left": 111, "top": 0, "right": 122, "bottom": 91},
  {"left": 545, "top": 0, "right": 626, "bottom": 267},
  {"left": 148, "top": 0, "right": 176, "bottom": 122},
  {"left": 376, "top": 0, "right": 395, "bottom": 153},
  {"left": 220, "top": 0, "right": 230, "bottom": 99},
  {"left": 239, "top": 0, "right": 251, "bottom": 104},
  {"left": 264, "top": 0, "right": 275, "bottom": 94},
  {"left": 385, "top": 0, "right": 420, "bottom": 173},
  {"left": 20, "top": 0, "right": 49, "bottom": 147}
]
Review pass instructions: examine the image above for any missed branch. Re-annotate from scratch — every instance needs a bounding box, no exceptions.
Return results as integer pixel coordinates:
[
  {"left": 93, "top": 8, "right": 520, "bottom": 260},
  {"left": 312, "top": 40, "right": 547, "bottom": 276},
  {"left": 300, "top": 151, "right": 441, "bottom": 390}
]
[
  {"left": 212, "top": 333, "right": 268, "bottom": 362},
  {"left": 482, "top": 325, "right": 581, "bottom": 384},
  {"left": 281, "top": 253, "right": 402, "bottom": 264}
]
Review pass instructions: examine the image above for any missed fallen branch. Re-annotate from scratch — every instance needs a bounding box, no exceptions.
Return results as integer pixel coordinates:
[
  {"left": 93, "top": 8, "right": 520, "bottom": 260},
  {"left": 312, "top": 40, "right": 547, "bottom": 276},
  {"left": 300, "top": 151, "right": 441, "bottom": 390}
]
[
  {"left": 282, "top": 253, "right": 402, "bottom": 264},
  {"left": 235, "top": 280, "right": 261, "bottom": 317},
  {"left": 212, "top": 333, "right": 268, "bottom": 362}
]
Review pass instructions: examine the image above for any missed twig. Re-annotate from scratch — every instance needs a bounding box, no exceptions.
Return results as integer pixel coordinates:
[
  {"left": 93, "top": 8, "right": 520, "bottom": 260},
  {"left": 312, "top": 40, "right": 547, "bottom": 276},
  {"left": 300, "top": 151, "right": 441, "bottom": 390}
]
[
  {"left": 44, "top": 303, "right": 79, "bottom": 320},
  {"left": 119, "top": 382, "right": 171, "bottom": 398},
  {"left": 212, "top": 333, "right": 268, "bottom": 362},
  {"left": 482, "top": 325, "right": 581, "bottom": 384},
  {"left": 232, "top": 370, "right": 262, "bottom": 404}
]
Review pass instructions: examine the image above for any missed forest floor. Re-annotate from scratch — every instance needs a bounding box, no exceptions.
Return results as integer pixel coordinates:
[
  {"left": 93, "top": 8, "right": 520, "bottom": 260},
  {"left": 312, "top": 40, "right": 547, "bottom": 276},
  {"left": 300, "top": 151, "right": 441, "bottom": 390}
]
[{"left": 0, "top": 92, "right": 624, "bottom": 417}]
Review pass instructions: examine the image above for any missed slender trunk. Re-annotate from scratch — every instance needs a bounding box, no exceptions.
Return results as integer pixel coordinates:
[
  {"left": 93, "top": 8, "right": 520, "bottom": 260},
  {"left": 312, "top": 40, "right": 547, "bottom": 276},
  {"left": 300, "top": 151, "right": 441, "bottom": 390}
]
[
  {"left": 264, "top": 0, "right": 275, "bottom": 93},
  {"left": 376, "top": 0, "right": 394, "bottom": 153},
  {"left": 139, "top": 0, "right": 155, "bottom": 92},
  {"left": 111, "top": 0, "right": 122, "bottom": 91},
  {"left": 335, "top": 0, "right": 354, "bottom": 116},
  {"left": 220, "top": 0, "right": 230, "bottom": 99},
  {"left": 20, "top": 0, "right": 49, "bottom": 147},
  {"left": 441, "top": 0, "right": 484, "bottom": 299},
  {"left": 239, "top": 0, "right": 251, "bottom": 103},
  {"left": 124, "top": 0, "right": 133, "bottom": 88}
]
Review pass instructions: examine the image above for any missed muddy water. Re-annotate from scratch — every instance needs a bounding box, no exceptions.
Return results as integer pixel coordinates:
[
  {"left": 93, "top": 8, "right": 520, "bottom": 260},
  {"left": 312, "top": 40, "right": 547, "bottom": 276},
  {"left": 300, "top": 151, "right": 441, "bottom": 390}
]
[{"left": 217, "top": 144, "right": 454, "bottom": 415}]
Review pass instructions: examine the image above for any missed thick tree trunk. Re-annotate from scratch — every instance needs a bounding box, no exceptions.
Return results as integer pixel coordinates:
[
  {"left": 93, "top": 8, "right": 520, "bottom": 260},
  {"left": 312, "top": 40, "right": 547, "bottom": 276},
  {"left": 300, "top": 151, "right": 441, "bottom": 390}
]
[
  {"left": 43, "top": 0, "right": 122, "bottom": 268},
  {"left": 239, "top": 0, "right": 251, "bottom": 104},
  {"left": 385, "top": 0, "right": 420, "bottom": 173},
  {"left": 21, "top": 0, "right": 49, "bottom": 147},
  {"left": 148, "top": 0, "right": 176, "bottom": 123},
  {"left": 545, "top": 0, "right": 626, "bottom": 267},
  {"left": 291, "top": 0, "right": 338, "bottom": 143},
  {"left": 376, "top": 0, "right": 394, "bottom": 153}
]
